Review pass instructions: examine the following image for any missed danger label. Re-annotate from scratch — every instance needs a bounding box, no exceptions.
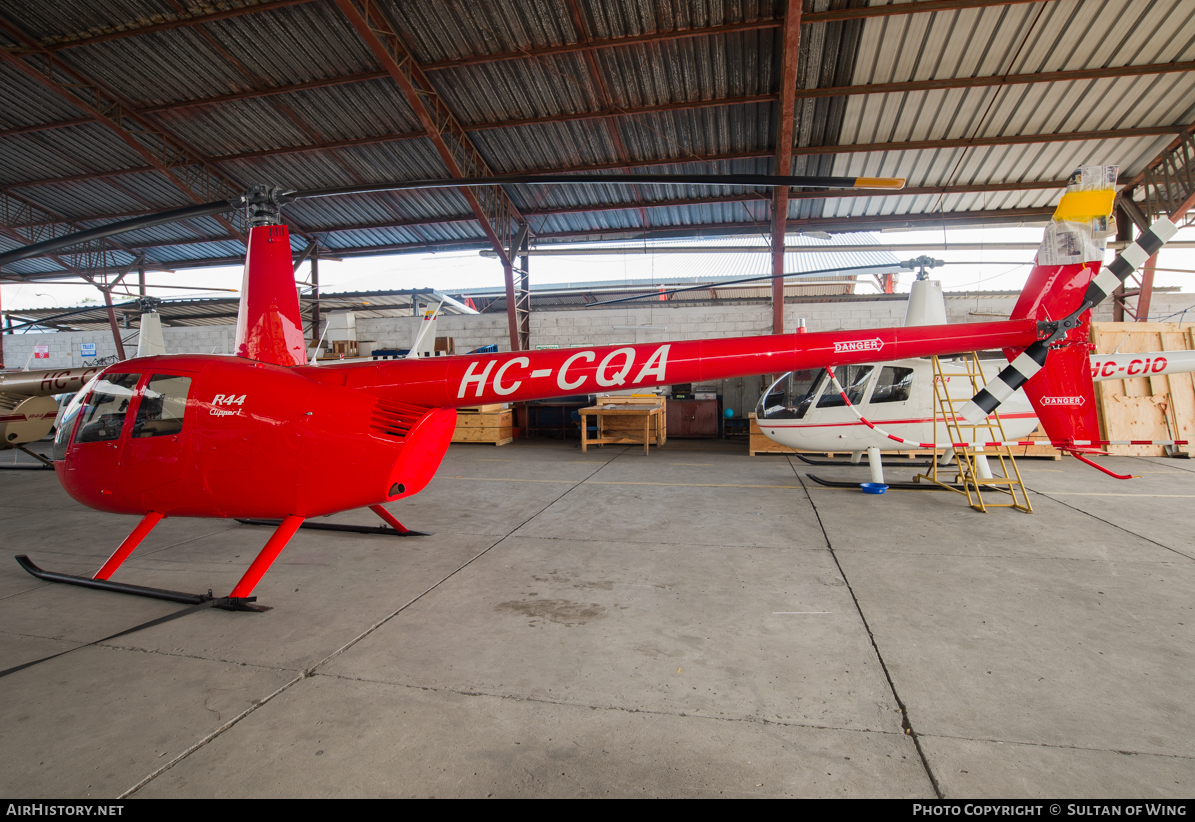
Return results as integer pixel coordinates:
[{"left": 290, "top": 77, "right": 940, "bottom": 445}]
[
  {"left": 1040, "top": 396, "right": 1085, "bottom": 406},
  {"left": 833, "top": 338, "right": 884, "bottom": 354}
]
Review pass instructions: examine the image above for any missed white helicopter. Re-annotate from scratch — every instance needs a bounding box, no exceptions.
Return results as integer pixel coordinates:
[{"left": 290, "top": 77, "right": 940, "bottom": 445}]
[{"left": 756, "top": 269, "right": 1195, "bottom": 486}]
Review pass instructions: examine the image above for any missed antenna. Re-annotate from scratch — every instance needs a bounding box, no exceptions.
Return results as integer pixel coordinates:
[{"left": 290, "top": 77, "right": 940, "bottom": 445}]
[{"left": 309, "top": 321, "right": 331, "bottom": 366}]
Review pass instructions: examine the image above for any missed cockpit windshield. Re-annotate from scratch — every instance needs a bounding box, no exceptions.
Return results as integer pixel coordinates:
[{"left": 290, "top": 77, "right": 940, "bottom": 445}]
[
  {"left": 51, "top": 373, "right": 100, "bottom": 462},
  {"left": 757, "top": 369, "right": 824, "bottom": 420},
  {"left": 73, "top": 373, "right": 141, "bottom": 445}
]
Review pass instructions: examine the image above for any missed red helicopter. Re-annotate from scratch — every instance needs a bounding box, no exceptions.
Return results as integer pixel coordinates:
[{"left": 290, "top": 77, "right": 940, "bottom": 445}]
[{"left": 0, "top": 173, "right": 1177, "bottom": 611}]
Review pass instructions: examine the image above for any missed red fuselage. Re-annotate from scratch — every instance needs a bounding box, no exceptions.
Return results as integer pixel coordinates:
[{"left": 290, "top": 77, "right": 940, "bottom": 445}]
[{"left": 57, "top": 318, "right": 1039, "bottom": 521}]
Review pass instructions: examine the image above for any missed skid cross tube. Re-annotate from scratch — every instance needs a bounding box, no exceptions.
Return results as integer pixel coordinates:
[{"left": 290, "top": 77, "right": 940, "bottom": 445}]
[
  {"left": 228, "top": 515, "right": 305, "bottom": 600},
  {"left": 95, "top": 512, "right": 163, "bottom": 580}
]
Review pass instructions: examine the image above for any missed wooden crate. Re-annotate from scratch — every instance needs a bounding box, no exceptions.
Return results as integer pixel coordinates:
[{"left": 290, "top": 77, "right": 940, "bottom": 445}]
[
  {"left": 1090, "top": 322, "right": 1195, "bottom": 456},
  {"left": 749, "top": 413, "right": 796, "bottom": 456},
  {"left": 453, "top": 408, "right": 514, "bottom": 446}
]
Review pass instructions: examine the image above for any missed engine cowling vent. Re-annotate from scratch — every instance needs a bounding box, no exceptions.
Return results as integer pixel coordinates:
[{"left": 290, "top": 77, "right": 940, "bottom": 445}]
[{"left": 370, "top": 399, "right": 428, "bottom": 441}]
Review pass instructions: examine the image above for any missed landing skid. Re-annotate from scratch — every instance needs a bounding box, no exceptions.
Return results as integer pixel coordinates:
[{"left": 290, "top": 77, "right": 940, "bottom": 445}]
[
  {"left": 0, "top": 445, "right": 55, "bottom": 469},
  {"left": 12, "top": 505, "right": 424, "bottom": 613},
  {"left": 236, "top": 518, "right": 431, "bottom": 537},
  {"left": 237, "top": 504, "right": 431, "bottom": 537},
  {"left": 804, "top": 473, "right": 961, "bottom": 492},
  {"left": 15, "top": 555, "right": 267, "bottom": 611},
  {"left": 793, "top": 453, "right": 935, "bottom": 468}
]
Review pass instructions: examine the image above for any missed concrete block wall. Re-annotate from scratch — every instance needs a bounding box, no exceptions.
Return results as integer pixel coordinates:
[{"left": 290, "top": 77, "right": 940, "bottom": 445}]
[{"left": 4, "top": 292, "right": 1193, "bottom": 368}]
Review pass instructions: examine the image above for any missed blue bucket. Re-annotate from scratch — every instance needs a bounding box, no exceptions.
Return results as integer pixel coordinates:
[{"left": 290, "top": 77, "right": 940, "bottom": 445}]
[{"left": 860, "top": 482, "right": 888, "bottom": 494}]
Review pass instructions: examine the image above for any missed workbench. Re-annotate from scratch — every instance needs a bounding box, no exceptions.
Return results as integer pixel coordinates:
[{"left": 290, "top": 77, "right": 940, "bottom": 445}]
[{"left": 579, "top": 398, "right": 666, "bottom": 455}]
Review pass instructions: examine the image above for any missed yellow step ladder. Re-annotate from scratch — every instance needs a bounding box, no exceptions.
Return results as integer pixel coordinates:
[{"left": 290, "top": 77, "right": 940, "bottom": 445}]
[{"left": 916, "top": 353, "right": 1032, "bottom": 513}]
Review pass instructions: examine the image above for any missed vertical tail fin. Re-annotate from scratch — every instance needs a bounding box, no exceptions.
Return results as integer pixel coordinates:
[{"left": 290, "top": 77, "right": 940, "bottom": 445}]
[
  {"left": 235, "top": 224, "right": 307, "bottom": 367},
  {"left": 966, "top": 167, "right": 1120, "bottom": 445}
]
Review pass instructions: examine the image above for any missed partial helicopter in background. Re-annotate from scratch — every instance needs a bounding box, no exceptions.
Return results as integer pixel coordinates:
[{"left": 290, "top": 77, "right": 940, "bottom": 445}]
[
  {"left": 756, "top": 260, "right": 1195, "bottom": 485},
  {"left": 0, "top": 302, "right": 167, "bottom": 464}
]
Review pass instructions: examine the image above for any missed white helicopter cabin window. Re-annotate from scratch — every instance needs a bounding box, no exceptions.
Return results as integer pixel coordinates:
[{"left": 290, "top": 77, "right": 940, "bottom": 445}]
[
  {"left": 815, "top": 366, "right": 874, "bottom": 408},
  {"left": 73, "top": 373, "right": 141, "bottom": 444},
  {"left": 757, "top": 369, "right": 821, "bottom": 420},
  {"left": 871, "top": 366, "right": 915, "bottom": 404},
  {"left": 132, "top": 375, "right": 192, "bottom": 438}
]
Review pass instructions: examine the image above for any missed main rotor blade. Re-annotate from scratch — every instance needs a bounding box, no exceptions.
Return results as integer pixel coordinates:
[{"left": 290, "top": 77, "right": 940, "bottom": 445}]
[
  {"left": 2, "top": 299, "right": 144, "bottom": 332},
  {"left": 294, "top": 173, "right": 906, "bottom": 200},
  {"left": 0, "top": 200, "right": 237, "bottom": 269},
  {"left": 586, "top": 263, "right": 902, "bottom": 307}
]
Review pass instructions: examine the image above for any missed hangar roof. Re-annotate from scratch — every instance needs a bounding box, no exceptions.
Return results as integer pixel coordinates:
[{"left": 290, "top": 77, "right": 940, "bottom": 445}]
[{"left": 1, "top": 0, "right": 1192, "bottom": 282}]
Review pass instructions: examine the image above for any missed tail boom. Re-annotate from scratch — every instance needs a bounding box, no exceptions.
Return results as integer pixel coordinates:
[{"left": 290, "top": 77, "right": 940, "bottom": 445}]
[{"left": 324, "top": 319, "right": 1040, "bottom": 408}]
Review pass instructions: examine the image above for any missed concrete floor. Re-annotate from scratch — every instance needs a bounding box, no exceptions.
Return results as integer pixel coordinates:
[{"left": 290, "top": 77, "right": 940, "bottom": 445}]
[{"left": 1, "top": 440, "right": 1193, "bottom": 798}]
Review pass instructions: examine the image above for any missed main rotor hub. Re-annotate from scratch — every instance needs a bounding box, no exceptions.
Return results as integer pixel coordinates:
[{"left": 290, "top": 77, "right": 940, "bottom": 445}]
[
  {"left": 900, "top": 255, "right": 946, "bottom": 280},
  {"left": 243, "top": 184, "right": 292, "bottom": 227}
]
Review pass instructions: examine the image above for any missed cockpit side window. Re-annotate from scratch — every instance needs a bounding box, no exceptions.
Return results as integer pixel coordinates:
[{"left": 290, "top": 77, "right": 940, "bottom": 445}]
[
  {"left": 73, "top": 373, "right": 141, "bottom": 444},
  {"left": 816, "top": 365, "right": 874, "bottom": 408},
  {"left": 871, "top": 366, "right": 914, "bottom": 403},
  {"left": 132, "top": 375, "right": 192, "bottom": 438},
  {"left": 757, "top": 369, "right": 823, "bottom": 420}
]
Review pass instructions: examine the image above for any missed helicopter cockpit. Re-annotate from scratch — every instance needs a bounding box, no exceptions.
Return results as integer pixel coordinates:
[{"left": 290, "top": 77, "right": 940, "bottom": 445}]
[
  {"left": 52, "top": 371, "right": 194, "bottom": 462},
  {"left": 757, "top": 365, "right": 915, "bottom": 421}
]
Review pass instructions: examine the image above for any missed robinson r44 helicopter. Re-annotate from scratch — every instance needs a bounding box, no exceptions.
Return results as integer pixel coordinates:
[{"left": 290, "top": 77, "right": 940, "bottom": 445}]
[
  {"left": 0, "top": 168, "right": 1180, "bottom": 611},
  {"left": 757, "top": 250, "right": 1195, "bottom": 487}
]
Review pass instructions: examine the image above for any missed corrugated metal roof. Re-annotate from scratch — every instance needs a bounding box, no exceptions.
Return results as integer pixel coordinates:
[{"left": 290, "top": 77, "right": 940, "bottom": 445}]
[{"left": 0, "top": 0, "right": 1192, "bottom": 283}]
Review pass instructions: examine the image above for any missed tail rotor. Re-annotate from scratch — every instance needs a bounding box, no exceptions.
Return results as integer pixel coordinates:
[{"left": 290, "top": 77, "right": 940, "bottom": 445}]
[{"left": 958, "top": 215, "right": 1178, "bottom": 444}]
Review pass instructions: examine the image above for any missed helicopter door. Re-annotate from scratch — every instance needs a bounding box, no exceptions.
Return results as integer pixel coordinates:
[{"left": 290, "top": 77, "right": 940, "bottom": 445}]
[
  {"left": 64, "top": 372, "right": 142, "bottom": 490},
  {"left": 119, "top": 373, "right": 195, "bottom": 501}
]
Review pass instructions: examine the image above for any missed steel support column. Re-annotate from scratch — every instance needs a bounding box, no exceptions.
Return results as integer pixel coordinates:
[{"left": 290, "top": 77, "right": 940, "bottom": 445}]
[
  {"left": 1137, "top": 255, "right": 1157, "bottom": 322},
  {"left": 771, "top": 0, "right": 802, "bottom": 335},
  {"left": 311, "top": 250, "right": 321, "bottom": 348},
  {"left": 102, "top": 289, "right": 126, "bottom": 361},
  {"left": 503, "top": 260, "right": 519, "bottom": 352},
  {"left": 517, "top": 233, "right": 531, "bottom": 352}
]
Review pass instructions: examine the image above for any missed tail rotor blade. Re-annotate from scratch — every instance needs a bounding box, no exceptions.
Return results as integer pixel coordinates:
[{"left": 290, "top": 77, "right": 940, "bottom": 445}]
[
  {"left": 958, "top": 342, "right": 1049, "bottom": 424},
  {"left": 1081, "top": 217, "right": 1177, "bottom": 310}
]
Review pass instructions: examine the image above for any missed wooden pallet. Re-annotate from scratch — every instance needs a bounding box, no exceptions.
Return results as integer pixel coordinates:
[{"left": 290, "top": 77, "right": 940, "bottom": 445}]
[{"left": 453, "top": 407, "right": 514, "bottom": 446}]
